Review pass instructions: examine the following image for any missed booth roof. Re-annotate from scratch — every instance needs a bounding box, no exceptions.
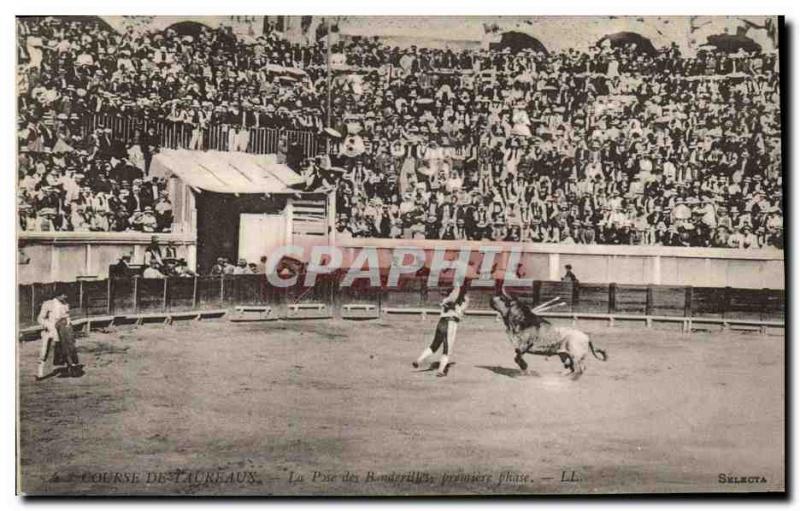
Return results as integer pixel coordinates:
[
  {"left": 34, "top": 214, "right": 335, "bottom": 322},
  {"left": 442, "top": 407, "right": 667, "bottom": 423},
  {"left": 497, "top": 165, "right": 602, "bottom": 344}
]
[{"left": 150, "top": 149, "right": 305, "bottom": 194}]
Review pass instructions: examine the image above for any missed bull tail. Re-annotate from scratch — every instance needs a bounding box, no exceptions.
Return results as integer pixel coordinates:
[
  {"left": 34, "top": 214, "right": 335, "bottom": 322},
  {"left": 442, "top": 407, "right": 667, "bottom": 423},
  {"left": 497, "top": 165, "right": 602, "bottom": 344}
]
[{"left": 589, "top": 341, "right": 608, "bottom": 361}]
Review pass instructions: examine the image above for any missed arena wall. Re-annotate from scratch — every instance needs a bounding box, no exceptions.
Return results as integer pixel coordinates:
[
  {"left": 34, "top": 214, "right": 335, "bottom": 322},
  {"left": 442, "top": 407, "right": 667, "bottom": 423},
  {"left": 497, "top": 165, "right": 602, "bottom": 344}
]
[
  {"left": 17, "top": 273, "right": 784, "bottom": 333},
  {"left": 18, "top": 232, "right": 197, "bottom": 285},
  {"left": 336, "top": 238, "right": 785, "bottom": 290},
  {"left": 18, "top": 230, "right": 784, "bottom": 290}
]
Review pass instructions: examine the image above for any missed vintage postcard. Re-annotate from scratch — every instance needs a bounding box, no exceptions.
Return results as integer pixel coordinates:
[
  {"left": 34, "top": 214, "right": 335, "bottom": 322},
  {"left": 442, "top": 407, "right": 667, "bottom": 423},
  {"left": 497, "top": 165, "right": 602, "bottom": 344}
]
[{"left": 16, "top": 15, "right": 785, "bottom": 496}]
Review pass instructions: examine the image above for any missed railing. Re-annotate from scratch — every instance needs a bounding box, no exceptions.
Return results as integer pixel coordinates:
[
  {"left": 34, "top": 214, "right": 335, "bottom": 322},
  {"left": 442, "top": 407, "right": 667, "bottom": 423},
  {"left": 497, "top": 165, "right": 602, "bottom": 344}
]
[
  {"left": 83, "top": 113, "right": 320, "bottom": 157},
  {"left": 18, "top": 275, "right": 329, "bottom": 327},
  {"left": 18, "top": 275, "right": 784, "bottom": 329}
]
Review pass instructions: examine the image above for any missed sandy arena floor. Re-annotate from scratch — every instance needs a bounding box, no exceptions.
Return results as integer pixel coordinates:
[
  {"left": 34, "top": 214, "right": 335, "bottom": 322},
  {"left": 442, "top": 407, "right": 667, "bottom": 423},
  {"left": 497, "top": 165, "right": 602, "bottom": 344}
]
[{"left": 17, "top": 316, "right": 784, "bottom": 495}]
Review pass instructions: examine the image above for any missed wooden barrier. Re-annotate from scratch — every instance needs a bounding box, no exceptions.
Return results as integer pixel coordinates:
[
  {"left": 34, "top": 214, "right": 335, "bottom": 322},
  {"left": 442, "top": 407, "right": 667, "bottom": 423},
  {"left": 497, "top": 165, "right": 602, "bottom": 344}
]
[
  {"left": 18, "top": 302, "right": 784, "bottom": 343},
  {"left": 18, "top": 277, "right": 785, "bottom": 335},
  {"left": 167, "top": 277, "right": 196, "bottom": 312},
  {"left": 614, "top": 284, "right": 648, "bottom": 315},
  {"left": 649, "top": 286, "right": 686, "bottom": 317},
  {"left": 575, "top": 283, "right": 609, "bottom": 313}
]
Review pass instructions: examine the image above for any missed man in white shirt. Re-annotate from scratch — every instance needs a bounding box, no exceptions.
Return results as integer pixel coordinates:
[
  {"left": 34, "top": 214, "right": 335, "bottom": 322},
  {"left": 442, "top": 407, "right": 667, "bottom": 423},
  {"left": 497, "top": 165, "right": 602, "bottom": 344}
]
[{"left": 37, "top": 293, "right": 81, "bottom": 379}]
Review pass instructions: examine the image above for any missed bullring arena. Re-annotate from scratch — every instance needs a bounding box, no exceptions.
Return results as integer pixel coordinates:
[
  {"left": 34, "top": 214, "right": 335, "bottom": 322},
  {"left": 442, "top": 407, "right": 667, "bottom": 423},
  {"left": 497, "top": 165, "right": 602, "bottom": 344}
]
[
  {"left": 16, "top": 14, "right": 785, "bottom": 496},
  {"left": 18, "top": 282, "right": 784, "bottom": 495}
]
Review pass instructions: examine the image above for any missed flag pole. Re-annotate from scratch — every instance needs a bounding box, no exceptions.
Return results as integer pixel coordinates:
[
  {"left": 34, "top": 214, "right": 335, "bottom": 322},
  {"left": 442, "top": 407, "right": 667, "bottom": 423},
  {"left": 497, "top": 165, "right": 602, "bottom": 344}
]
[
  {"left": 326, "top": 17, "right": 333, "bottom": 128},
  {"left": 325, "top": 17, "right": 333, "bottom": 156}
]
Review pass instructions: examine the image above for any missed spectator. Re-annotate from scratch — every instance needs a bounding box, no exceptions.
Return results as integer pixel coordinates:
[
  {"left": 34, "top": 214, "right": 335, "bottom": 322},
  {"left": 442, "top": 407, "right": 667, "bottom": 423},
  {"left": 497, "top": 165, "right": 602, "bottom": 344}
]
[
  {"left": 144, "top": 237, "right": 163, "bottom": 267},
  {"left": 174, "top": 259, "right": 197, "bottom": 278},
  {"left": 143, "top": 260, "right": 164, "bottom": 279},
  {"left": 210, "top": 257, "right": 226, "bottom": 276},
  {"left": 110, "top": 254, "right": 132, "bottom": 279},
  {"left": 562, "top": 264, "right": 578, "bottom": 283}
]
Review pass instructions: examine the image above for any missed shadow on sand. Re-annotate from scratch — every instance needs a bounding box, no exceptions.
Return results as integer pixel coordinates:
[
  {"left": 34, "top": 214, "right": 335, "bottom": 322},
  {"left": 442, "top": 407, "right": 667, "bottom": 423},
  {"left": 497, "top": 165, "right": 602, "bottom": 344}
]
[
  {"left": 414, "top": 361, "right": 455, "bottom": 373},
  {"left": 475, "top": 365, "right": 539, "bottom": 378}
]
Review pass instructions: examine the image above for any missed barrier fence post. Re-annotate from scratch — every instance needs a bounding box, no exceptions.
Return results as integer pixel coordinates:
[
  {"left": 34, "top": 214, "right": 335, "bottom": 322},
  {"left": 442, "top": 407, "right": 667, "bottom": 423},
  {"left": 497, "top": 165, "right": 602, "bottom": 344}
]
[
  {"left": 78, "top": 280, "right": 85, "bottom": 316},
  {"left": 162, "top": 278, "right": 168, "bottom": 312},
  {"left": 219, "top": 275, "right": 225, "bottom": 306},
  {"left": 192, "top": 276, "right": 198, "bottom": 310},
  {"left": 31, "top": 285, "right": 36, "bottom": 322},
  {"left": 133, "top": 276, "right": 139, "bottom": 313},
  {"left": 107, "top": 278, "right": 112, "bottom": 314},
  {"left": 608, "top": 283, "right": 617, "bottom": 314},
  {"left": 684, "top": 286, "right": 693, "bottom": 317},
  {"left": 645, "top": 285, "right": 653, "bottom": 316},
  {"left": 533, "top": 280, "right": 541, "bottom": 306}
]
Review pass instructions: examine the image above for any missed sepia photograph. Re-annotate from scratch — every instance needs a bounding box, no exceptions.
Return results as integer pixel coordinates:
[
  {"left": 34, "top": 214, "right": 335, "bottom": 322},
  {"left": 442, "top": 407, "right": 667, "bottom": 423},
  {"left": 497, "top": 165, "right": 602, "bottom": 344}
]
[{"left": 14, "top": 12, "right": 785, "bottom": 497}]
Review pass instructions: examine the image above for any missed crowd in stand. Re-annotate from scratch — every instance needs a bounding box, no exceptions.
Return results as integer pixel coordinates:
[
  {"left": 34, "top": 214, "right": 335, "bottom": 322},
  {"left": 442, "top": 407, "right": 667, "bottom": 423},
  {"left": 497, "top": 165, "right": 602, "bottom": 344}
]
[
  {"left": 18, "top": 146, "right": 173, "bottom": 232},
  {"left": 318, "top": 38, "right": 783, "bottom": 249},
  {"left": 17, "top": 16, "right": 783, "bottom": 249}
]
